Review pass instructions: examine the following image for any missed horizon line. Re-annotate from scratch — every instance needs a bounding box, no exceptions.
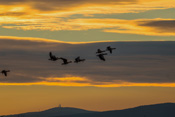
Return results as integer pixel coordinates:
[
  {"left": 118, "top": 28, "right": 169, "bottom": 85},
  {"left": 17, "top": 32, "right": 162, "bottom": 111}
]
[{"left": 0, "top": 36, "right": 175, "bottom": 45}]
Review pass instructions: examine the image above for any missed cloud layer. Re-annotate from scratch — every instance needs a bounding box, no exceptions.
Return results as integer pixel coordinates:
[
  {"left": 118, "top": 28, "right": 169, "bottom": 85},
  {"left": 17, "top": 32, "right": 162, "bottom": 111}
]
[
  {"left": 0, "top": 36, "right": 175, "bottom": 87},
  {"left": 0, "top": 0, "right": 174, "bottom": 13},
  {"left": 0, "top": 0, "right": 174, "bottom": 36},
  {"left": 2, "top": 18, "right": 175, "bottom": 36}
]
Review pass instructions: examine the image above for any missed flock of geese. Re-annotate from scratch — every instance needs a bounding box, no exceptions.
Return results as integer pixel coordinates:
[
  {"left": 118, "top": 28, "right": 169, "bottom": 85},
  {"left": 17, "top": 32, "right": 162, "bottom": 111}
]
[
  {"left": 1, "top": 46, "right": 116, "bottom": 77},
  {"left": 49, "top": 46, "right": 116, "bottom": 64}
]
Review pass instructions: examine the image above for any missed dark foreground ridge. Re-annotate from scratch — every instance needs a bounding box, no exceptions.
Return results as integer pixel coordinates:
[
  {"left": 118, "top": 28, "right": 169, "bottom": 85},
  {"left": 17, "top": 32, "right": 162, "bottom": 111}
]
[
  {"left": 56, "top": 103, "right": 175, "bottom": 117},
  {"left": 3, "top": 103, "right": 175, "bottom": 117},
  {"left": 4, "top": 106, "right": 96, "bottom": 117}
]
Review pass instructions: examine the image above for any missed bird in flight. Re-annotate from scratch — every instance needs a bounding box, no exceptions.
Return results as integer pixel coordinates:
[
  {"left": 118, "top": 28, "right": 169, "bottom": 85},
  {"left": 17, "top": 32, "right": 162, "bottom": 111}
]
[
  {"left": 1, "top": 70, "right": 10, "bottom": 77},
  {"left": 49, "top": 52, "right": 59, "bottom": 61},
  {"left": 97, "top": 53, "right": 107, "bottom": 61},
  {"left": 96, "top": 49, "right": 105, "bottom": 54},
  {"left": 58, "top": 57, "right": 72, "bottom": 65},
  {"left": 74, "top": 56, "right": 85, "bottom": 63},
  {"left": 106, "top": 46, "right": 116, "bottom": 54}
]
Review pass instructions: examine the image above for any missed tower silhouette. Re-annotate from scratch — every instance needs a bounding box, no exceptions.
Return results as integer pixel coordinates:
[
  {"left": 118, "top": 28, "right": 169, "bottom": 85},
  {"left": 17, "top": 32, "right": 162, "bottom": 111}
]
[{"left": 59, "top": 104, "right": 62, "bottom": 108}]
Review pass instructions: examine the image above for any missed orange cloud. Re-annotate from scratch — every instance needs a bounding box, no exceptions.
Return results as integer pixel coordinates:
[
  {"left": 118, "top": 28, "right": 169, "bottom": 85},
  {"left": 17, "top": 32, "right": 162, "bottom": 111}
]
[
  {"left": 0, "top": 0, "right": 174, "bottom": 37},
  {"left": 0, "top": 0, "right": 174, "bottom": 16},
  {"left": 103, "top": 19, "right": 175, "bottom": 36},
  {"left": 3, "top": 18, "right": 174, "bottom": 36}
]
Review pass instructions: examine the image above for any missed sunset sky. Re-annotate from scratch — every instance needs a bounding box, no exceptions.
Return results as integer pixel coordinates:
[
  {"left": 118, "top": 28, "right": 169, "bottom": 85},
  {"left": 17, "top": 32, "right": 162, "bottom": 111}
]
[{"left": 0, "top": 0, "right": 175, "bottom": 116}]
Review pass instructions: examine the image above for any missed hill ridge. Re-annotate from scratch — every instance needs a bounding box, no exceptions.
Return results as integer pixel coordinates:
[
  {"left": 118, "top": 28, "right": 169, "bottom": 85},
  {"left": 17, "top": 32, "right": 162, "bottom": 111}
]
[{"left": 3, "top": 102, "right": 175, "bottom": 117}]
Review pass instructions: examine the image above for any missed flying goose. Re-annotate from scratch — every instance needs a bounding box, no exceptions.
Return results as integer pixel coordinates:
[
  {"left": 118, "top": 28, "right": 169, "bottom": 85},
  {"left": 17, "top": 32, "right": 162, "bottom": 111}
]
[
  {"left": 49, "top": 52, "right": 59, "bottom": 61},
  {"left": 1, "top": 70, "right": 10, "bottom": 76},
  {"left": 96, "top": 49, "right": 105, "bottom": 54},
  {"left": 97, "top": 53, "right": 107, "bottom": 61},
  {"left": 74, "top": 56, "right": 85, "bottom": 63},
  {"left": 106, "top": 46, "right": 116, "bottom": 54},
  {"left": 59, "top": 57, "right": 72, "bottom": 65}
]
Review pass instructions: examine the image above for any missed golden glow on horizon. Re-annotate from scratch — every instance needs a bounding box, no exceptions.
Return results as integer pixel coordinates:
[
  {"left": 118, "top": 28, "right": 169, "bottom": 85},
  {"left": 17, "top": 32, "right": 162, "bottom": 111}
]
[
  {"left": 0, "top": 36, "right": 116, "bottom": 44},
  {"left": 1, "top": 85, "right": 175, "bottom": 116},
  {"left": 1, "top": 76, "right": 175, "bottom": 87},
  {"left": 0, "top": 35, "right": 171, "bottom": 44}
]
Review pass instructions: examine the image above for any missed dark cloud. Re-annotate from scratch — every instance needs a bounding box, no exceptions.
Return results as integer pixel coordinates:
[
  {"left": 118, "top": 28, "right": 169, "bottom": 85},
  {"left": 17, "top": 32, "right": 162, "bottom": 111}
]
[
  {"left": 139, "top": 20, "right": 175, "bottom": 33},
  {"left": 0, "top": 0, "right": 137, "bottom": 11},
  {"left": 0, "top": 0, "right": 27, "bottom": 5},
  {"left": 0, "top": 37, "right": 175, "bottom": 85}
]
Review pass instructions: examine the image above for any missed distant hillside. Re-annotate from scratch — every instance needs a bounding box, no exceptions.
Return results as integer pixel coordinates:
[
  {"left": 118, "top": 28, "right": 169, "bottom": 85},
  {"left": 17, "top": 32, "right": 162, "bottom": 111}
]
[
  {"left": 3, "top": 103, "right": 175, "bottom": 117},
  {"left": 5, "top": 107, "right": 96, "bottom": 117},
  {"left": 55, "top": 103, "right": 175, "bottom": 117}
]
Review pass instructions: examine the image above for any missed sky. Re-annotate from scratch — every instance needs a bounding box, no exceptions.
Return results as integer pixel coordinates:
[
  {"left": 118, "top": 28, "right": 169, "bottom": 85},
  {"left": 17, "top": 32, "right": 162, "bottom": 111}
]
[{"left": 0, "top": 0, "right": 175, "bottom": 115}]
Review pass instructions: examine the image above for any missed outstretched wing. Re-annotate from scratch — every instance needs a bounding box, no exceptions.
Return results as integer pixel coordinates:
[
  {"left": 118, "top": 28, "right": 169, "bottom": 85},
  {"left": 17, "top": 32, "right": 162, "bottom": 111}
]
[
  {"left": 109, "top": 49, "right": 112, "bottom": 53},
  {"left": 97, "top": 54, "right": 106, "bottom": 61},
  {"left": 4, "top": 72, "right": 7, "bottom": 76},
  {"left": 96, "top": 49, "right": 100, "bottom": 53},
  {"left": 3, "top": 72, "right": 7, "bottom": 76},
  {"left": 60, "top": 58, "right": 67, "bottom": 63},
  {"left": 63, "top": 58, "right": 68, "bottom": 63},
  {"left": 100, "top": 55, "right": 105, "bottom": 61},
  {"left": 49, "top": 52, "right": 53, "bottom": 58},
  {"left": 75, "top": 57, "right": 79, "bottom": 62}
]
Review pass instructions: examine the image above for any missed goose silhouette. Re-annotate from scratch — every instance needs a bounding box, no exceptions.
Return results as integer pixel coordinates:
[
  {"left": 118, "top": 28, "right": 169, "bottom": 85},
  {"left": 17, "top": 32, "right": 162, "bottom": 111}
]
[
  {"left": 1, "top": 70, "right": 10, "bottom": 76},
  {"left": 74, "top": 56, "right": 85, "bottom": 63},
  {"left": 49, "top": 52, "right": 59, "bottom": 61},
  {"left": 97, "top": 53, "right": 107, "bottom": 61},
  {"left": 96, "top": 49, "right": 105, "bottom": 54},
  {"left": 106, "top": 46, "right": 116, "bottom": 54},
  {"left": 58, "top": 57, "right": 72, "bottom": 65}
]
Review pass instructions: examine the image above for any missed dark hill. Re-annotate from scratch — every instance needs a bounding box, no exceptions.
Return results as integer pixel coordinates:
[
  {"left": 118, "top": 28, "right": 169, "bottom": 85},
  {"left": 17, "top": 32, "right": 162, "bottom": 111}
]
[
  {"left": 55, "top": 103, "right": 175, "bottom": 117},
  {"left": 5, "top": 107, "right": 96, "bottom": 117}
]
